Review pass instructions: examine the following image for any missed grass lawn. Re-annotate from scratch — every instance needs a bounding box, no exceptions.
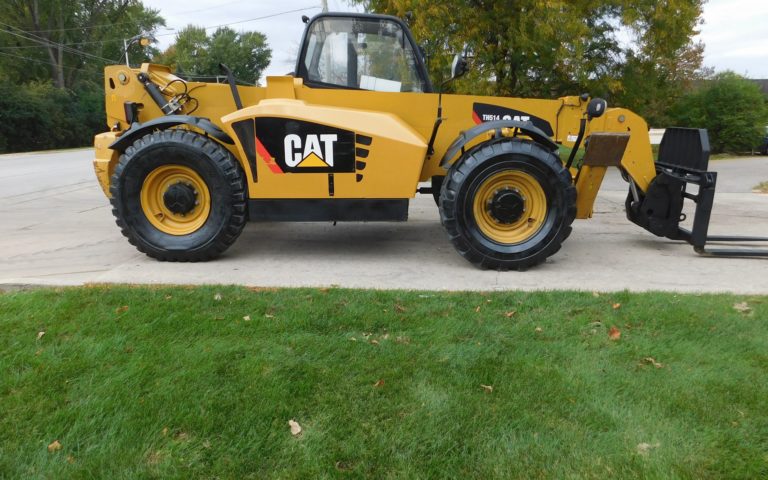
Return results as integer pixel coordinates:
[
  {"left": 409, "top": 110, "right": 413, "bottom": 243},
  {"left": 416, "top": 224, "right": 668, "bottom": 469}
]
[{"left": 1, "top": 286, "right": 766, "bottom": 479}]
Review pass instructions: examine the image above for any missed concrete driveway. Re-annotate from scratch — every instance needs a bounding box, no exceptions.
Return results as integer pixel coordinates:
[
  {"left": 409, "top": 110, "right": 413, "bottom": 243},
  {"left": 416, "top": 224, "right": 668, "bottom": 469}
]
[{"left": 1, "top": 149, "right": 767, "bottom": 293}]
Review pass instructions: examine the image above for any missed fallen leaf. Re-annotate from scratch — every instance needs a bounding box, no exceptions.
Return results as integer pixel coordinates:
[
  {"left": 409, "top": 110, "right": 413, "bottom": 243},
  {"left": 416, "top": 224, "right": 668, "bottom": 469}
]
[
  {"left": 264, "top": 313, "right": 274, "bottom": 319},
  {"left": 115, "top": 305, "right": 129, "bottom": 314},
  {"left": 636, "top": 442, "right": 660, "bottom": 455},
  {"left": 335, "top": 461, "right": 352, "bottom": 471},
  {"left": 609, "top": 326, "right": 621, "bottom": 340},
  {"left": 373, "top": 379, "right": 385, "bottom": 388},
  {"left": 66, "top": 455, "right": 75, "bottom": 464},
  {"left": 243, "top": 315, "right": 251, "bottom": 321},
  {"left": 161, "top": 427, "right": 168, "bottom": 436},
  {"left": 504, "top": 311, "right": 516, "bottom": 318},
  {"left": 146, "top": 451, "right": 163, "bottom": 465},
  {"left": 174, "top": 431, "right": 189, "bottom": 441},
  {"left": 288, "top": 419, "right": 302, "bottom": 436},
  {"left": 480, "top": 384, "right": 493, "bottom": 393},
  {"left": 534, "top": 327, "right": 543, "bottom": 333},
  {"left": 349, "top": 337, "right": 357, "bottom": 341},
  {"left": 733, "top": 302, "right": 751, "bottom": 314},
  {"left": 370, "top": 339, "right": 380, "bottom": 345},
  {"left": 248, "top": 286, "right": 278, "bottom": 293},
  {"left": 395, "top": 304, "right": 407, "bottom": 313},
  {"left": 592, "top": 291, "right": 600, "bottom": 297},
  {"left": 475, "top": 306, "right": 481, "bottom": 313},
  {"left": 214, "top": 293, "right": 222, "bottom": 301},
  {"left": 418, "top": 294, "right": 433, "bottom": 299},
  {"left": 47, "top": 440, "right": 62, "bottom": 452},
  {"left": 37, "top": 331, "right": 45, "bottom": 340},
  {"left": 164, "top": 295, "right": 172, "bottom": 300},
  {"left": 642, "top": 357, "right": 664, "bottom": 368},
  {"left": 202, "top": 440, "right": 211, "bottom": 449},
  {"left": 612, "top": 303, "right": 621, "bottom": 310}
]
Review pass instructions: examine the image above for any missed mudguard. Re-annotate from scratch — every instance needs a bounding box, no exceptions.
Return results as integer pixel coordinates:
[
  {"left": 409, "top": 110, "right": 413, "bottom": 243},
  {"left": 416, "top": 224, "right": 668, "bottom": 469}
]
[
  {"left": 439, "top": 119, "right": 558, "bottom": 168},
  {"left": 109, "top": 115, "right": 234, "bottom": 151}
]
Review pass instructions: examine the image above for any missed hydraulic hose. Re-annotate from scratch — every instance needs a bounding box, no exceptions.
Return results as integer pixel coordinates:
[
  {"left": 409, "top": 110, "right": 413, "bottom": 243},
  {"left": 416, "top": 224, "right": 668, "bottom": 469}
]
[
  {"left": 137, "top": 72, "right": 179, "bottom": 115},
  {"left": 566, "top": 117, "right": 587, "bottom": 170}
]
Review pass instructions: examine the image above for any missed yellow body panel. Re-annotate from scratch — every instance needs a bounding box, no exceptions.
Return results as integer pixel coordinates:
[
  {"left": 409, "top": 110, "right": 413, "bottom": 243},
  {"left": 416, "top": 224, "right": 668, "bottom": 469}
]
[
  {"left": 93, "top": 131, "right": 119, "bottom": 196},
  {"left": 96, "top": 63, "right": 659, "bottom": 214},
  {"left": 221, "top": 98, "right": 427, "bottom": 198},
  {"left": 575, "top": 166, "right": 608, "bottom": 219}
]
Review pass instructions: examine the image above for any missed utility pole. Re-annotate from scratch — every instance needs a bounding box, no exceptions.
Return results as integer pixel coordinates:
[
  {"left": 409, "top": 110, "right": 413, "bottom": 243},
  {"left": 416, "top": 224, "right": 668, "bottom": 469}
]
[{"left": 321, "top": 0, "right": 328, "bottom": 12}]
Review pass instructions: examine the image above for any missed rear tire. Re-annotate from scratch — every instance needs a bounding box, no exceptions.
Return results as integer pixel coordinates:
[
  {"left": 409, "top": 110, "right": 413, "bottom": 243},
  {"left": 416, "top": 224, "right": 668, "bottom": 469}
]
[
  {"left": 439, "top": 138, "right": 576, "bottom": 270},
  {"left": 109, "top": 130, "right": 247, "bottom": 261}
]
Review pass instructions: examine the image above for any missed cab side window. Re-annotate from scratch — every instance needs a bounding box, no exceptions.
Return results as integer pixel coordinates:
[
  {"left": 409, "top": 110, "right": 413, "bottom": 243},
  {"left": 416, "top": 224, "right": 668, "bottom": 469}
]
[{"left": 302, "top": 17, "right": 426, "bottom": 93}]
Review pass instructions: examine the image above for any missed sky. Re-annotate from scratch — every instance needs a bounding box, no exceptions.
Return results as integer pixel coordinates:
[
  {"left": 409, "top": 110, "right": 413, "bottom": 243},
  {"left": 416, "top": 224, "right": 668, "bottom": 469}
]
[{"left": 141, "top": 0, "right": 768, "bottom": 82}]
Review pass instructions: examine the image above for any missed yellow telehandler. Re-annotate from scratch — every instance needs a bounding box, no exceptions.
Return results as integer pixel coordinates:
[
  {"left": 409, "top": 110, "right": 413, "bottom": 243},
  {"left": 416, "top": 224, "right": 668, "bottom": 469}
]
[{"left": 93, "top": 12, "right": 767, "bottom": 269}]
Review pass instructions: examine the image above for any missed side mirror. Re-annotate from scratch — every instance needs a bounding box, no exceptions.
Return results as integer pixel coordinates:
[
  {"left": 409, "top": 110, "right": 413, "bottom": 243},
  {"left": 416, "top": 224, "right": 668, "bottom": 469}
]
[
  {"left": 587, "top": 98, "right": 607, "bottom": 120},
  {"left": 451, "top": 54, "right": 468, "bottom": 80}
]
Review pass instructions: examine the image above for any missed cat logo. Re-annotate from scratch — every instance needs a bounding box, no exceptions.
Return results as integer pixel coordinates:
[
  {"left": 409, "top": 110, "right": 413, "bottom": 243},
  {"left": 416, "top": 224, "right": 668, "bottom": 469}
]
[
  {"left": 284, "top": 134, "right": 338, "bottom": 168},
  {"left": 252, "top": 118, "right": 357, "bottom": 174},
  {"left": 472, "top": 102, "right": 554, "bottom": 136}
]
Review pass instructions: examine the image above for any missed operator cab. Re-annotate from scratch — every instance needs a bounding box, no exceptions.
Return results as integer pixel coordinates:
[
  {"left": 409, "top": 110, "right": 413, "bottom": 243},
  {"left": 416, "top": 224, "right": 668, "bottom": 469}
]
[{"left": 295, "top": 13, "right": 433, "bottom": 93}]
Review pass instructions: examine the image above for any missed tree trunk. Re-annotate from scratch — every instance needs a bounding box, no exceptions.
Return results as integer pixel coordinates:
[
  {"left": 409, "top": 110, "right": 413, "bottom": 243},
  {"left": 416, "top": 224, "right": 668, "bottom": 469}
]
[{"left": 31, "top": 0, "right": 65, "bottom": 88}]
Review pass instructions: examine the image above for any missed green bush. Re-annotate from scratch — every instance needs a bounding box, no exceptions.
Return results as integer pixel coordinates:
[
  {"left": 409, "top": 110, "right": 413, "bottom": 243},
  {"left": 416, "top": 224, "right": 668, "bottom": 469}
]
[
  {"left": 670, "top": 72, "right": 768, "bottom": 154},
  {"left": 0, "top": 81, "right": 105, "bottom": 153}
]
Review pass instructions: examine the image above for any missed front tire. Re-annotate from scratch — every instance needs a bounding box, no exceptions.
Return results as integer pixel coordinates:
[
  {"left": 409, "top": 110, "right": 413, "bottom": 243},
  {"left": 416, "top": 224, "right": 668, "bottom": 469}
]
[
  {"left": 439, "top": 138, "right": 576, "bottom": 270},
  {"left": 109, "top": 130, "right": 247, "bottom": 261}
]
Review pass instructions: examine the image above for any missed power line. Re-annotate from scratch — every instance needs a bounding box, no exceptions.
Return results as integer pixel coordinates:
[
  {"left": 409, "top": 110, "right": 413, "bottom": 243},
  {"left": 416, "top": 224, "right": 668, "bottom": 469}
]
[
  {"left": 0, "top": 5, "right": 320, "bottom": 56},
  {"left": 166, "top": 0, "right": 257, "bottom": 16},
  {"left": 0, "top": 37, "right": 124, "bottom": 49},
  {"left": 154, "top": 5, "right": 321, "bottom": 35},
  {"left": 2, "top": 19, "right": 157, "bottom": 34},
  {"left": 0, "top": 23, "right": 114, "bottom": 64},
  {"left": 0, "top": 50, "right": 102, "bottom": 77},
  {"left": 2, "top": 5, "right": 320, "bottom": 39}
]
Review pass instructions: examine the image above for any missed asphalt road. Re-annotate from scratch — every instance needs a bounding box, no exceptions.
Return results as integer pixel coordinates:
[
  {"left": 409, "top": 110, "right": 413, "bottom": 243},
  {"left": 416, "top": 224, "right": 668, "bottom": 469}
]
[{"left": 1, "top": 149, "right": 767, "bottom": 293}]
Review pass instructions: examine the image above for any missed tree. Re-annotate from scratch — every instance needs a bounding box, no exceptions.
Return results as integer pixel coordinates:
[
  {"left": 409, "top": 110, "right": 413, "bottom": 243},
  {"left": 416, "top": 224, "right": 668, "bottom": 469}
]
[
  {"left": 0, "top": 0, "right": 164, "bottom": 88},
  {"left": 155, "top": 26, "right": 271, "bottom": 85},
  {"left": 670, "top": 72, "right": 768, "bottom": 154},
  {"left": 353, "top": 0, "right": 707, "bottom": 122}
]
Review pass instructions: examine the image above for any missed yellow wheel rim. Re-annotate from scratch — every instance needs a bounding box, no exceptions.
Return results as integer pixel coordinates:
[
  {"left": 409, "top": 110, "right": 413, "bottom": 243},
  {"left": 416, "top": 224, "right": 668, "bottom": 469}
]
[
  {"left": 472, "top": 170, "right": 547, "bottom": 244},
  {"left": 140, "top": 165, "right": 211, "bottom": 236}
]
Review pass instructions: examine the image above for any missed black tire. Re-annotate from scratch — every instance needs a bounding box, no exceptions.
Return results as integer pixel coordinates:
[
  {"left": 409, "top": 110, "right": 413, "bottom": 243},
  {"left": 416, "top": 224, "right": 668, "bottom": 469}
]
[
  {"left": 431, "top": 175, "right": 444, "bottom": 206},
  {"left": 439, "top": 138, "right": 576, "bottom": 270},
  {"left": 109, "top": 129, "right": 247, "bottom": 261}
]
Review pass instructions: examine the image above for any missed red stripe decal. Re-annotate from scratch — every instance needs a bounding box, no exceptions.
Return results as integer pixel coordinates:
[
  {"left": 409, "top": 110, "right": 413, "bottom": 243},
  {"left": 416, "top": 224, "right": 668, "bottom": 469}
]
[
  {"left": 255, "top": 137, "right": 284, "bottom": 174},
  {"left": 472, "top": 111, "right": 482, "bottom": 125}
]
